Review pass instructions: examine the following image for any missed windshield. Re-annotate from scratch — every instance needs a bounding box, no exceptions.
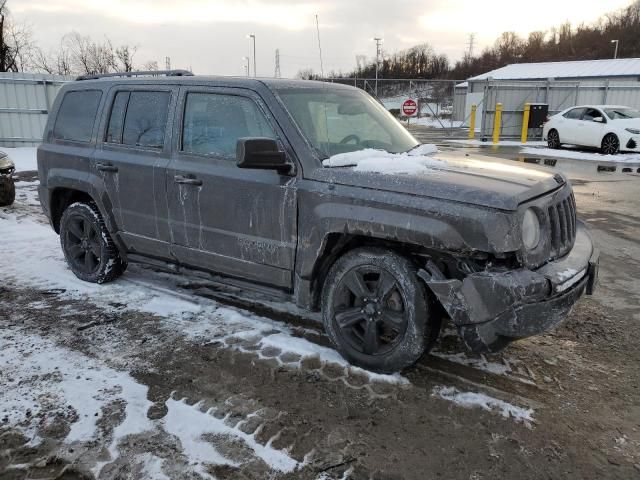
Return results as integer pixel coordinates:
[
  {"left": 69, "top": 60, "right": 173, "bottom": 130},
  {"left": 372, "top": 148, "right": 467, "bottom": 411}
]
[
  {"left": 274, "top": 86, "right": 419, "bottom": 158},
  {"left": 604, "top": 107, "right": 640, "bottom": 120}
]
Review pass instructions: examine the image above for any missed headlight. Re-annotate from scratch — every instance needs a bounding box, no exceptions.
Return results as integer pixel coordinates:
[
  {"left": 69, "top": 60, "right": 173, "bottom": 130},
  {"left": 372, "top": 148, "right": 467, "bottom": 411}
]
[
  {"left": 522, "top": 208, "right": 540, "bottom": 250},
  {"left": 625, "top": 128, "right": 640, "bottom": 135}
]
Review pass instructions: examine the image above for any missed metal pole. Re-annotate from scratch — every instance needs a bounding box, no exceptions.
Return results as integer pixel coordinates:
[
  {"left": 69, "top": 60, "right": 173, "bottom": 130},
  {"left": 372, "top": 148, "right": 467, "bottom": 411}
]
[
  {"left": 373, "top": 38, "right": 382, "bottom": 97},
  {"left": 612, "top": 40, "right": 619, "bottom": 59},
  {"left": 252, "top": 35, "right": 256, "bottom": 77}
]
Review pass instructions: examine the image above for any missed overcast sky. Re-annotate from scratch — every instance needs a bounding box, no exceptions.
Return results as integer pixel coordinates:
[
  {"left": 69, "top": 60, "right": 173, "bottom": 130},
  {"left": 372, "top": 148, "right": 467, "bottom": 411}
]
[{"left": 13, "top": 0, "right": 633, "bottom": 78}]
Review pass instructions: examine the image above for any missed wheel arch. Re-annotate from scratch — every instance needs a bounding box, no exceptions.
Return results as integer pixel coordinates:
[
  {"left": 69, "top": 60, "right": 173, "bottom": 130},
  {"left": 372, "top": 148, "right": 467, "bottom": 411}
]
[{"left": 302, "top": 232, "right": 447, "bottom": 312}]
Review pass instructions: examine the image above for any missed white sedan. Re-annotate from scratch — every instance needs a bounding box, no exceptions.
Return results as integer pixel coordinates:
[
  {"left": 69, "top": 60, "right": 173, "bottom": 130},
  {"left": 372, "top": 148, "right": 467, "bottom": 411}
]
[{"left": 543, "top": 105, "right": 640, "bottom": 155}]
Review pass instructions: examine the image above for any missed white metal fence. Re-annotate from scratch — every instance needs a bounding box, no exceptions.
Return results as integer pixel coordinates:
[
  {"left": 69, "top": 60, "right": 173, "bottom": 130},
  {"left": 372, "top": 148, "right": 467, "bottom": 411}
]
[
  {"left": 463, "top": 79, "right": 640, "bottom": 139},
  {"left": 0, "top": 72, "right": 74, "bottom": 147}
]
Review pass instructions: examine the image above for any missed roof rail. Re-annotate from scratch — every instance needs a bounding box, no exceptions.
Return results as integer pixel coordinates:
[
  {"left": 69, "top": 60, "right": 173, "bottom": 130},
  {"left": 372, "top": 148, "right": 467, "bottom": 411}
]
[{"left": 76, "top": 69, "right": 194, "bottom": 81}]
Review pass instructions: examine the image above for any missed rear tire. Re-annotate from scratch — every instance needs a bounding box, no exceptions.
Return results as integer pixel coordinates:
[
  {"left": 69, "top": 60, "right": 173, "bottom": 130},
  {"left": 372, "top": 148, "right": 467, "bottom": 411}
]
[
  {"left": 547, "top": 129, "right": 561, "bottom": 149},
  {"left": 321, "top": 247, "right": 441, "bottom": 373},
  {"left": 0, "top": 176, "right": 15, "bottom": 207},
  {"left": 60, "top": 202, "right": 127, "bottom": 284},
  {"left": 601, "top": 133, "right": 620, "bottom": 155}
]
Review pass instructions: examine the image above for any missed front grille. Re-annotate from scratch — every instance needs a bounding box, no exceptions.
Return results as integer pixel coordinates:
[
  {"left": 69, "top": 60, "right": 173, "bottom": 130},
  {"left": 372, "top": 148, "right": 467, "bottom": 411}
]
[{"left": 547, "top": 193, "right": 577, "bottom": 259}]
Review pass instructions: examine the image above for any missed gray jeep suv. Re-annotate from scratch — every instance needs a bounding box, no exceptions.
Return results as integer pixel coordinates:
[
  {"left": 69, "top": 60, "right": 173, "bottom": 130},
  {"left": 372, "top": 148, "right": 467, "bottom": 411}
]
[{"left": 37, "top": 71, "right": 599, "bottom": 372}]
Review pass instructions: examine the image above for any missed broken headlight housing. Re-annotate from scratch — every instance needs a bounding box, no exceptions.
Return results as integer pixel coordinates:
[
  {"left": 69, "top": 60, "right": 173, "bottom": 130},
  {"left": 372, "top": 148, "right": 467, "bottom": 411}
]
[{"left": 522, "top": 208, "right": 541, "bottom": 251}]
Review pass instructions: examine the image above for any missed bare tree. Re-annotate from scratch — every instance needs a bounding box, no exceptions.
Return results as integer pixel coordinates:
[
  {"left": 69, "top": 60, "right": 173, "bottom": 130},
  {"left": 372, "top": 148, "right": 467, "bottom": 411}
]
[
  {"left": 0, "top": 0, "right": 33, "bottom": 72},
  {"left": 115, "top": 45, "right": 137, "bottom": 72},
  {"left": 142, "top": 60, "right": 159, "bottom": 71}
]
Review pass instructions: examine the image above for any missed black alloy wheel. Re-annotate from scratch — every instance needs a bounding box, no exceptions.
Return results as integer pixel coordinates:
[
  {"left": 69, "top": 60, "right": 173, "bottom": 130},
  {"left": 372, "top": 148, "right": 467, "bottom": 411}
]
[
  {"left": 322, "top": 248, "right": 441, "bottom": 373},
  {"left": 333, "top": 266, "right": 408, "bottom": 356},
  {"left": 601, "top": 133, "right": 620, "bottom": 155},
  {"left": 60, "top": 202, "right": 126, "bottom": 283},
  {"left": 547, "top": 129, "right": 561, "bottom": 149}
]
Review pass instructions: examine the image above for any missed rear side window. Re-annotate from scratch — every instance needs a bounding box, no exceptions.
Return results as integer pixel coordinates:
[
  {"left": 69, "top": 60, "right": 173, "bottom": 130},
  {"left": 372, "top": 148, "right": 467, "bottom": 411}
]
[
  {"left": 182, "top": 93, "right": 276, "bottom": 157},
  {"left": 53, "top": 90, "right": 102, "bottom": 142},
  {"left": 106, "top": 91, "right": 170, "bottom": 149}
]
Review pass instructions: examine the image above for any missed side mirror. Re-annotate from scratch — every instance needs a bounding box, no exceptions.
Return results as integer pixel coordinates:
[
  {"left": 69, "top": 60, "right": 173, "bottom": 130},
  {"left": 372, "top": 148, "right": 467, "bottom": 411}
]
[
  {"left": 593, "top": 116, "right": 605, "bottom": 123},
  {"left": 236, "top": 138, "right": 291, "bottom": 174}
]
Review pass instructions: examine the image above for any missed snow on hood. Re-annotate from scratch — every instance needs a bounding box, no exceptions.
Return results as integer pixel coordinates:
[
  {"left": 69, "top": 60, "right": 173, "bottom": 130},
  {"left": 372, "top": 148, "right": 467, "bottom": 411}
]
[{"left": 322, "top": 144, "right": 442, "bottom": 175}]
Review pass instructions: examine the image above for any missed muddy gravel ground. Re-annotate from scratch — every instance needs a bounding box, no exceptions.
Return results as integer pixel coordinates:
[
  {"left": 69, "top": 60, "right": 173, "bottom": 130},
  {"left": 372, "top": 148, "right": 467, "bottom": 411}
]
[{"left": 1, "top": 162, "right": 640, "bottom": 480}]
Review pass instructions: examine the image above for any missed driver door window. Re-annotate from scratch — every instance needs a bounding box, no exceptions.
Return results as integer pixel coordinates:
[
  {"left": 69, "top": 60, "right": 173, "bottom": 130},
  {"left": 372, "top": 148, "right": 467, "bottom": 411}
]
[{"left": 182, "top": 93, "right": 276, "bottom": 158}]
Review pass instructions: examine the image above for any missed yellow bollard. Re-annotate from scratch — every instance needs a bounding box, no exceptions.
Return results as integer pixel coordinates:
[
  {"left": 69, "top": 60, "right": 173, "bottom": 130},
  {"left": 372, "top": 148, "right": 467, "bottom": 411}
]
[
  {"left": 468, "top": 104, "right": 477, "bottom": 139},
  {"left": 492, "top": 103, "right": 503, "bottom": 145},
  {"left": 521, "top": 103, "right": 531, "bottom": 144}
]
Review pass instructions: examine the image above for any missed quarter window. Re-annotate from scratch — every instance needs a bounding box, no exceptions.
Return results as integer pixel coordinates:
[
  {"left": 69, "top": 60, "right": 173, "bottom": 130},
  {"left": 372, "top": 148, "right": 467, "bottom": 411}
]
[
  {"left": 182, "top": 93, "right": 276, "bottom": 157},
  {"left": 105, "top": 91, "right": 170, "bottom": 148},
  {"left": 53, "top": 90, "right": 102, "bottom": 143}
]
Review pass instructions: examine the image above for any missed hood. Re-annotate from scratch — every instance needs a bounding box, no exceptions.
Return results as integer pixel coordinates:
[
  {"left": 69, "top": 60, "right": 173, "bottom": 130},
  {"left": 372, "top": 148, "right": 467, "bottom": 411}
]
[
  {"left": 312, "top": 151, "right": 564, "bottom": 211},
  {"left": 611, "top": 118, "right": 640, "bottom": 129},
  {"left": 0, "top": 152, "right": 13, "bottom": 170}
]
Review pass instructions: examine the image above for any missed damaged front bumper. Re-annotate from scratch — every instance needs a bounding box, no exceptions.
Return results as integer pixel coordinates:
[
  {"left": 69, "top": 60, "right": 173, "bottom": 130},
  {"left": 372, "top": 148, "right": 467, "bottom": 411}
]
[{"left": 419, "top": 220, "right": 599, "bottom": 352}]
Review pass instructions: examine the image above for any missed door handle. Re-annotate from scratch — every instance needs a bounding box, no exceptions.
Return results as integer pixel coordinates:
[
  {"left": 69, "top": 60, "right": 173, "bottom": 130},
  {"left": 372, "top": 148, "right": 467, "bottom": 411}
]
[
  {"left": 174, "top": 174, "right": 203, "bottom": 186},
  {"left": 96, "top": 163, "right": 118, "bottom": 172}
]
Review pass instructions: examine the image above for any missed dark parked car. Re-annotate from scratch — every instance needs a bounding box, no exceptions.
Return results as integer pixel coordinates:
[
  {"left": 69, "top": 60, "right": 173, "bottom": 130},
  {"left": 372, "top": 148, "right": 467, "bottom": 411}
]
[
  {"left": 0, "top": 150, "right": 15, "bottom": 207},
  {"left": 37, "top": 71, "right": 599, "bottom": 373}
]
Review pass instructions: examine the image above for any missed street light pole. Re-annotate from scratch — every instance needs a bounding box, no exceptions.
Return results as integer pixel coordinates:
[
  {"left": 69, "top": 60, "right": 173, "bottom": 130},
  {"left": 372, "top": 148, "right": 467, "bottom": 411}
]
[
  {"left": 373, "top": 37, "right": 382, "bottom": 97},
  {"left": 247, "top": 34, "right": 257, "bottom": 77},
  {"left": 611, "top": 39, "right": 619, "bottom": 59}
]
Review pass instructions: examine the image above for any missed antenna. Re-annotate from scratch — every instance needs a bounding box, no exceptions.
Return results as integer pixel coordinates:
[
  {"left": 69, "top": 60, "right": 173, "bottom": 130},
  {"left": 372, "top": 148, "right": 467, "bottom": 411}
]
[
  {"left": 165, "top": 56, "right": 171, "bottom": 70},
  {"left": 315, "top": 14, "right": 324, "bottom": 78},
  {"left": 274, "top": 49, "right": 281, "bottom": 78},
  {"left": 466, "top": 33, "right": 476, "bottom": 57}
]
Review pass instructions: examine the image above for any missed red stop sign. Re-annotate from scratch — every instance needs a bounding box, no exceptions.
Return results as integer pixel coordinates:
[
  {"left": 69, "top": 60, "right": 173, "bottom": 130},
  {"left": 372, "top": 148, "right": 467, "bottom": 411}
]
[{"left": 402, "top": 99, "right": 417, "bottom": 116}]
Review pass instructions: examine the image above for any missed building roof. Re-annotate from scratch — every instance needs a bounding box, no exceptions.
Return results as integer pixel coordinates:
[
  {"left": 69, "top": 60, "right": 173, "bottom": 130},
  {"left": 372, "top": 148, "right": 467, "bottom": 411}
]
[{"left": 468, "top": 58, "right": 640, "bottom": 82}]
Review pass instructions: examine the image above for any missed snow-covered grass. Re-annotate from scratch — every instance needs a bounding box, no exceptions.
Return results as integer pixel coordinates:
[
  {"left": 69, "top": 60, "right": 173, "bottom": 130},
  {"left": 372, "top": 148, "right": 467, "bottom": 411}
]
[
  {"left": 446, "top": 139, "right": 547, "bottom": 147},
  {"left": 2, "top": 147, "right": 38, "bottom": 172},
  {"left": 322, "top": 144, "right": 442, "bottom": 174},
  {"left": 521, "top": 146, "right": 640, "bottom": 163},
  {"left": 432, "top": 386, "right": 535, "bottom": 426}
]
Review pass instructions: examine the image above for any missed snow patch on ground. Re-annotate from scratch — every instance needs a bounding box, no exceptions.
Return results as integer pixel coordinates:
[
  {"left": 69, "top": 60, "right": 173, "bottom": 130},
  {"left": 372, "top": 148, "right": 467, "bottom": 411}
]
[
  {"left": 322, "top": 145, "right": 443, "bottom": 174},
  {"left": 2, "top": 147, "right": 38, "bottom": 172},
  {"left": 165, "top": 397, "right": 298, "bottom": 475},
  {"left": 447, "top": 139, "right": 547, "bottom": 147},
  {"left": 521, "top": 146, "right": 640, "bottom": 163},
  {"left": 0, "top": 326, "right": 300, "bottom": 478},
  {"left": 430, "top": 351, "right": 511, "bottom": 376},
  {"left": 432, "top": 386, "right": 534, "bottom": 425},
  {"left": 0, "top": 328, "right": 153, "bottom": 463}
]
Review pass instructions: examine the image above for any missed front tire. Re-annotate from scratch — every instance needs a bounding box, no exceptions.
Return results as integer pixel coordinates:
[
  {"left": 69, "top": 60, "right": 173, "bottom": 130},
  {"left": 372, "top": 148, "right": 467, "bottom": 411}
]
[
  {"left": 60, "top": 202, "right": 127, "bottom": 284},
  {"left": 547, "top": 129, "right": 561, "bottom": 149},
  {"left": 601, "top": 133, "right": 620, "bottom": 155},
  {"left": 0, "top": 176, "right": 15, "bottom": 207},
  {"left": 321, "top": 248, "right": 440, "bottom": 373}
]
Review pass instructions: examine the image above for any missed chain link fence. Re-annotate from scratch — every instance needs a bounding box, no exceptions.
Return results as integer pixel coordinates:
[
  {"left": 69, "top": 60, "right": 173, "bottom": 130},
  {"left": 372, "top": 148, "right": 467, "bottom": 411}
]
[{"left": 322, "top": 78, "right": 468, "bottom": 136}]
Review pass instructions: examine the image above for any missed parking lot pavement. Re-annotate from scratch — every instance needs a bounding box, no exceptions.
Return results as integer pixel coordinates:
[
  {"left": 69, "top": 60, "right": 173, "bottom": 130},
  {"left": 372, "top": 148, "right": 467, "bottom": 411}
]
[{"left": 1, "top": 152, "right": 640, "bottom": 479}]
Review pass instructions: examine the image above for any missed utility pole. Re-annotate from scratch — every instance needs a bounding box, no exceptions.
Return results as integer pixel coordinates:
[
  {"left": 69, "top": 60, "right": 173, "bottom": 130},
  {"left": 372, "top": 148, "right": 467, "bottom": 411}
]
[
  {"left": 611, "top": 39, "right": 619, "bottom": 59},
  {"left": 247, "top": 34, "right": 256, "bottom": 77},
  {"left": 373, "top": 37, "right": 382, "bottom": 97},
  {"left": 467, "top": 33, "right": 476, "bottom": 57},
  {"left": 274, "top": 49, "right": 281, "bottom": 78},
  {"left": 165, "top": 56, "right": 171, "bottom": 70}
]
